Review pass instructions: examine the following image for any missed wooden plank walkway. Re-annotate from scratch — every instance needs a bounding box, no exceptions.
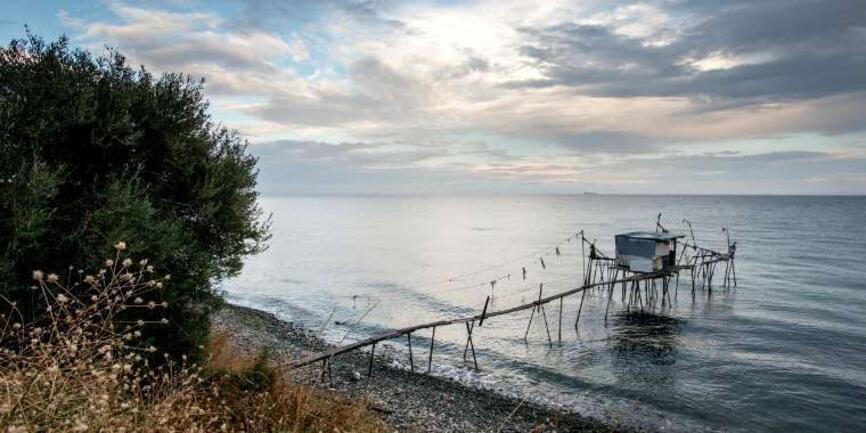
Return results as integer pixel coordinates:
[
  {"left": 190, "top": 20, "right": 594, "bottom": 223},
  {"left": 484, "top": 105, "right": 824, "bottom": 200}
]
[{"left": 288, "top": 268, "right": 684, "bottom": 369}]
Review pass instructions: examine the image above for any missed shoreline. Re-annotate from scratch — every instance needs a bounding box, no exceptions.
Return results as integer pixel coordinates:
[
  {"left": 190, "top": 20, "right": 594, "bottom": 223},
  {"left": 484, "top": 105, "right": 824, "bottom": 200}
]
[{"left": 214, "top": 303, "right": 633, "bottom": 433}]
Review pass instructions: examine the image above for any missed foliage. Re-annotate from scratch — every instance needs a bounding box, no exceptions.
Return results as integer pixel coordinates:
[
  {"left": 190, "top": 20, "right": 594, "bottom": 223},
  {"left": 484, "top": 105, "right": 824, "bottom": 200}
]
[
  {"left": 0, "top": 253, "right": 385, "bottom": 433},
  {"left": 0, "top": 33, "right": 270, "bottom": 357}
]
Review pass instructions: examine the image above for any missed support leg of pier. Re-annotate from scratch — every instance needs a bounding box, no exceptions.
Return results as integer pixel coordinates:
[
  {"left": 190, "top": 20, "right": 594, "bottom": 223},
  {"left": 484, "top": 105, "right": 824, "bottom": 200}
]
[
  {"left": 319, "top": 358, "right": 328, "bottom": 383},
  {"left": 731, "top": 257, "right": 737, "bottom": 287},
  {"left": 575, "top": 289, "right": 586, "bottom": 332},
  {"left": 523, "top": 306, "right": 536, "bottom": 343},
  {"left": 540, "top": 304, "right": 553, "bottom": 347},
  {"left": 558, "top": 297, "right": 563, "bottom": 346},
  {"left": 368, "top": 343, "right": 376, "bottom": 378},
  {"left": 427, "top": 327, "right": 436, "bottom": 374},
  {"left": 407, "top": 332, "right": 414, "bottom": 372},
  {"left": 465, "top": 321, "right": 479, "bottom": 370},
  {"left": 604, "top": 282, "right": 614, "bottom": 324}
]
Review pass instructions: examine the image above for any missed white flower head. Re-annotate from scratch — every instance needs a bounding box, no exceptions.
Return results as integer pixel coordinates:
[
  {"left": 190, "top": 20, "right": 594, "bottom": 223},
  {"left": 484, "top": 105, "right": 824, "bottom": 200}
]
[
  {"left": 56, "top": 294, "right": 69, "bottom": 303},
  {"left": 105, "top": 259, "right": 114, "bottom": 268},
  {"left": 32, "top": 270, "right": 44, "bottom": 281},
  {"left": 84, "top": 275, "right": 95, "bottom": 284},
  {"left": 46, "top": 273, "right": 59, "bottom": 283},
  {"left": 114, "top": 241, "right": 127, "bottom": 251},
  {"left": 122, "top": 258, "right": 133, "bottom": 268}
]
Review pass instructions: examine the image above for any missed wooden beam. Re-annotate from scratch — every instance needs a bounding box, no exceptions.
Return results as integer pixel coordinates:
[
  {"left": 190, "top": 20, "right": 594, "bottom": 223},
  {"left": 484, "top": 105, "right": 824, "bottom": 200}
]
[{"left": 287, "top": 269, "right": 682, "bottom": 369}]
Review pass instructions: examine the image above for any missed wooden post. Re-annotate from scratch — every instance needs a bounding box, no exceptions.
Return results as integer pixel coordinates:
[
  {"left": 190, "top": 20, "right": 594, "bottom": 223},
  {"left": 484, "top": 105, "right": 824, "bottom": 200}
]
[
  {"left": 604, "top": 280, "right": 614, "bottom": 324},
  {"left": 523, "top": 305, "right": 536, "bottom": 342},
  {"left": 557, "top": 296, "right": 563, "bottom": 345},
  {"left": 538, "top": 284, "right": 553, "bottom": 347},
  {"left": 368, "top": 343, "right": 376, "bottom": 377},
  {"left": 407, "top": 332, "right": 414, "bottom": 372},
  {"left": 465, "top": 321, "right": 478, "bottom": 370},
  {"left": 319, "top": 358, "right": 328, "bottom": 383},
  {"left": 575, "top": 288, "right": 586, "bottom": 331},
  {"left": 427, "top": 326, "right": 436, "bottom": 373},
  {"left": 479, "top": 296, "right": 490, "bottom": 327},
  {"left": 732, "top": 258, "right": 737, "bottom": 287}
]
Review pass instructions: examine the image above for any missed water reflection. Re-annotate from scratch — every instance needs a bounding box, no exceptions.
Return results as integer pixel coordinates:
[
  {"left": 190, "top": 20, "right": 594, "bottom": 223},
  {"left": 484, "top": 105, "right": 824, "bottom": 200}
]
[{"left": 608, "top": 312, "right": 683, "bottom": 387}]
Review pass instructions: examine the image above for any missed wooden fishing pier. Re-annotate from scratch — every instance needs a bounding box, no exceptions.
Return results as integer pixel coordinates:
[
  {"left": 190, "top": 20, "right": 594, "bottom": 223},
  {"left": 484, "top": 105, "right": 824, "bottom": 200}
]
[{"left": 288, "top": 218, "right": 738, "bottom": 381}]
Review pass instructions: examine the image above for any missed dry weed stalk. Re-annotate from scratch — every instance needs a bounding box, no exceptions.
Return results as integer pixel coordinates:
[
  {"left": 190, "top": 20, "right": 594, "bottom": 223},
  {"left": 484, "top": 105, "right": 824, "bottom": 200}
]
[{"left": 0, "top": 243, "right": 385, "bottom": 433}]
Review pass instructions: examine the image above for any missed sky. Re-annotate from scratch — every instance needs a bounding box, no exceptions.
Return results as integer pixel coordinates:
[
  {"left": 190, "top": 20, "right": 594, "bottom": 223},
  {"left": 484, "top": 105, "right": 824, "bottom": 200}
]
[{"left": 2, "top": 0, "right": 866, "bottom": 195}]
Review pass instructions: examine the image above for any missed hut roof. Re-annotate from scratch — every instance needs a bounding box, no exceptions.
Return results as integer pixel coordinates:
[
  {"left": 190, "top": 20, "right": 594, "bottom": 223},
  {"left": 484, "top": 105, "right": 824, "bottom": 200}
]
[{"left": 616, "top": 231, "right": 684, "bottom": 241}]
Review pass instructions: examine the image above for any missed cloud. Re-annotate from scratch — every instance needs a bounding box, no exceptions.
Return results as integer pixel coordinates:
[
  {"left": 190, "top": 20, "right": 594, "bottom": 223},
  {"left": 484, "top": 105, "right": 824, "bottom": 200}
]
[
  {"left": 62, "top": 3, "right": 311, "bottom": 97},
  {"left": 255, "top": 139, "right": 449, "bottom": 169},
  {"left": 54, "top": 0, "right": 866, "bottom": 194},
  {"left": 514, "top": 0, "right": 866, "bottom": 105}
]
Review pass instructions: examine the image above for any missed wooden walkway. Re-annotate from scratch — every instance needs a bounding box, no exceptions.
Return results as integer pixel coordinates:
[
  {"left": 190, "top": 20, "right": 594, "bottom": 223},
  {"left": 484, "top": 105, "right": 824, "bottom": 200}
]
[{"left": 288, "top": 267, "right": 685, "bottom": 369}]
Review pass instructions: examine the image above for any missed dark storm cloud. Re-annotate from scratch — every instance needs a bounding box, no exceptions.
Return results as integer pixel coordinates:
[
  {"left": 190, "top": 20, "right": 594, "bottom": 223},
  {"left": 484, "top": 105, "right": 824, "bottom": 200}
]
[{"left": 514, "top": 0, "right": 866, "bottom": 104}]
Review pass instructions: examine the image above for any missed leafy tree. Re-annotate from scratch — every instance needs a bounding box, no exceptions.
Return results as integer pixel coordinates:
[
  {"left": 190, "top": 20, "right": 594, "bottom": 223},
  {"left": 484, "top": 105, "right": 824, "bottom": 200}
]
[{"left": 0, "top": 33, "right": 270, "bottom": 357}]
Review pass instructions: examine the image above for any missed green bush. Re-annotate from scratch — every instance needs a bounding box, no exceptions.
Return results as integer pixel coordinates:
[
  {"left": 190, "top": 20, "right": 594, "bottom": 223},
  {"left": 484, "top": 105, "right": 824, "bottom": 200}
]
[{"left": 0, "top": 33, "right": 270, "bottom": 358}]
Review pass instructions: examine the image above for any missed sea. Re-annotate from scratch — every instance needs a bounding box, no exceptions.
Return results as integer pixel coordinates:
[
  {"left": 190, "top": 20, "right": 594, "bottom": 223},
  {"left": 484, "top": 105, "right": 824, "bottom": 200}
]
[{"left": 221, "top": 195, "right": 866, "bottom": 433}]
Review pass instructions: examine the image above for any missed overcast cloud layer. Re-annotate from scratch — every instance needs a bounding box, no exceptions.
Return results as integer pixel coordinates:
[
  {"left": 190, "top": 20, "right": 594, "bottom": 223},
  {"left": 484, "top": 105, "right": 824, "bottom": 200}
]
[{"left": 4, "top": 0, "right": 865, "bottom": 194}]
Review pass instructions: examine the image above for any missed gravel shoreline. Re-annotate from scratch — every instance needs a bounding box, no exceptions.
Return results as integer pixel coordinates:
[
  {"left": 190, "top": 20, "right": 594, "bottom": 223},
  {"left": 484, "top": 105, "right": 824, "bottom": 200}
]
[{"left": 214, "top": 304, "right": 632, "bottom": 433}]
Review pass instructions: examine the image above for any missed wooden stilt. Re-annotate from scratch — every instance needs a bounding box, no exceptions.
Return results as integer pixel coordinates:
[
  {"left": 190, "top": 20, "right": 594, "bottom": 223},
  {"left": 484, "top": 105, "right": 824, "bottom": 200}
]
[
  {"left": 558, "top": 296, "right": 563, "bottom": 345},
  {"left": 540, "top": 303, "right": 553, "bottom": 347},
  {"left": 407, "top": 332, "right": 414, "bottom": 372},
  {"left": 731, "top": 257, "right": 737, "bottom": 287},
  {"left": 368, "top": 343, "right": 376, "bottom": 377},
  {"left": 575, "top": 288, "right": 586, "bottom": 331},
  {"left": 319, "top": 358, "right": 328, "bottom": 383},
  {"left": 479, "top": 296, "right": 490, "bottom": 327},
  {"left": 463, "top": 320, "right": 474, "bottom": 359},
  {"left": 523, "top": 305, "right": 536, "bottom": 342},
  {"left": 535, "top": 284, "right": 553, "bottom": 347},
  {"left": 604, "top": 280, "right": 614, "bottom": 323},
  {"left": 427, "top": 326, "right": 436, "bottom": 373},
  {"left": 465, "top": 321, "right": 478, "bottom": 370}
]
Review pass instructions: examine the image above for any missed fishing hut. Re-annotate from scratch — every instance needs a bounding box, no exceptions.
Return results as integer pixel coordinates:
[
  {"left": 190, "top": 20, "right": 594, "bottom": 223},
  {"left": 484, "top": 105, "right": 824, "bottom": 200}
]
[{"left": 614, "top": 231, "right": 682, "bottom": 273}]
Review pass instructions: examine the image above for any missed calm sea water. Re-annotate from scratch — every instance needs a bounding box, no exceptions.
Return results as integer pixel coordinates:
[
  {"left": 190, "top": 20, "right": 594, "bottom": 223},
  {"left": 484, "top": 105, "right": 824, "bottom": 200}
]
[{"left": 222, "top": 195, "right": 866, "bottom": 433}]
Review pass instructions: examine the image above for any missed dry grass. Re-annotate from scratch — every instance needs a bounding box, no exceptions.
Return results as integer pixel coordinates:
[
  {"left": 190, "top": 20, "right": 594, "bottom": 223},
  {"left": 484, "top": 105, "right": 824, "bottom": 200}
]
[{"left": 0, "top": 243, "right": 386, "bottom": 433}]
